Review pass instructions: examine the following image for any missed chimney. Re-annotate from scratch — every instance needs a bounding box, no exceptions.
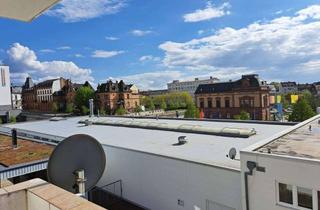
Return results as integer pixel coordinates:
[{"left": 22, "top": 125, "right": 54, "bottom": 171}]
[
  {"left": 12, "top": 129, "right": 17, "bottom": 149},
  {"left": 89, "top": 99, "right": 94, "bottom": 117}
]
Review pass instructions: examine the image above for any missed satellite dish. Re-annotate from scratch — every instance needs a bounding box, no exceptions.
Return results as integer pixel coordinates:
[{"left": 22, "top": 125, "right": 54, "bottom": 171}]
[
  {"left": 228, "top": 147, "right": 237, "bottom": 160},
  {"left": 47, "top": 134, "right": 106, "bottom": 195}
]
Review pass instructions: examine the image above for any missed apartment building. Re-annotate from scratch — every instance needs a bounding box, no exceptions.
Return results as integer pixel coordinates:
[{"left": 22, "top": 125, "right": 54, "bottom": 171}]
[
  {"left": 279, "top": 82, "right": 298, "bottom": 95},
  {"left": 96, "top": 80, "right": 140, "bottom": 113},
  {"left": 195, "top": 74, "right": 271, "bottom": 120},
  {"left": 22, "top": 77, "right": 67, "bottom": 112},
  {"left": 167, "top": 76, "right": 219, "bottom": 97}
]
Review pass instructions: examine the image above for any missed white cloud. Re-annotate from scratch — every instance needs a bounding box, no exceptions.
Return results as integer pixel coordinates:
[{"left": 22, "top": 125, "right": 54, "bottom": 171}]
[
  {"left": 130, "top": 29, "right": 153, "bottom": 37},
  {"left": 111, "top": 71, "right": 182, "bottom": 90},
  {"left": 298, "top": 60, "right": 320, "bottom": 73},
  {"left": 57, "top": 46, "right": 71, "bottom": 50},
  {"left": 39, "top": 49, "right": 55, "bottom": 53},
  {"left": 112, "top": 67, "right": 253, "bottom": 90},
  {"left": 5, "top": 43, "right": 94, "bottom": 84},
  {"left": 75, "top": 53, "right": 84, "bottom": 58},
  {"left": 47, "top": 0, "right": 126, "bottom": 22},
  {"left": 92, "top": 50, "right": 124, "bottom": 58},
  {"left": 139, "top": 55, "right": 161, "bottom": 62},
  {"left": 183, "top": 2, "right": 231, "bottom": 22},
  {"left": 160, "top": 5, "right": 320, "bottom": 81},
  {"left": 198, "top": 30, "right": 205, "bottom": 35},
  {"left": 105, "top": 36, "right": 119, "bottom": 41}
]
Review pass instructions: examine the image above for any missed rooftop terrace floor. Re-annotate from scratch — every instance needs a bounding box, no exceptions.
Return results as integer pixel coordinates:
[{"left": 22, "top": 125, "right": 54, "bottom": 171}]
[{"left": 257, "top": 115, "right": 320, "bottom": 160}]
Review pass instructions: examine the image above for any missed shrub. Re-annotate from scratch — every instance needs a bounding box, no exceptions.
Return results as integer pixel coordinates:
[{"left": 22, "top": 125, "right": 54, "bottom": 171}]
[
  {"left": 115, "top": 107, "right": 126, "bottom": 116},
  {"left": 65, "top": 103, "right": 74, "bottom": 113},
  {"left": 81, "top": 105, "right": 89, "bottom": 115},
  {"left": 10, "top": 116, "right": 16, "bottom": 123}
]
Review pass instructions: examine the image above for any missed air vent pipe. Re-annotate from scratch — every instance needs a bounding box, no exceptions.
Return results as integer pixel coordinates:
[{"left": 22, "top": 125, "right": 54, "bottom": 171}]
[
  {"left": 89, "top": 99, "right": 94, "bottom": 117},
  {"left": 12, "top": 128, "right": 17, "bottom": 149}
]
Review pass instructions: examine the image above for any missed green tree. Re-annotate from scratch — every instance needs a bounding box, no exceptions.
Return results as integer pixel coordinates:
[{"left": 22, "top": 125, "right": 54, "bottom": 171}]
[
  {"left": 0, "top": 118, "right": 2, "bottom": 124},
  {"left": 65, "top": 103, "right": 74, "bottom": 113},
  {"left": 234, "top": 111, "right": 251, "bottom": 120},
  {"left": 75, "top": 86, "right": 95, "bottom": 113},
  {"left": 52, "top": 102, "right": 59, "bottom": 113},
  {"left": 184, "top": 102, "right": 200, "bottom": 118},
  {"left": 9, "top": 116, "right": 16, "bottom": 123},
  {"left": 160, "top": 99, "right": 167, "bottom": 110},
  {"left": 142, "top": 96, "right": 155, "bottom": 111},
  {"left": 302, "top": 90, "right": 320, "bottom": 111},
  {"left": 115, "top": 107, "right": 126, "bottom": 115},
  {"left": 289, "top": 98, "right": 316, "bottom": 122}
]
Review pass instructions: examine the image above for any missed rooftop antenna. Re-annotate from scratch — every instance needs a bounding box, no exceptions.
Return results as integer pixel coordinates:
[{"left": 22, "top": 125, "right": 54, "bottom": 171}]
[{"left": 47, "top": 134, "right": 106, "bottom": 197}]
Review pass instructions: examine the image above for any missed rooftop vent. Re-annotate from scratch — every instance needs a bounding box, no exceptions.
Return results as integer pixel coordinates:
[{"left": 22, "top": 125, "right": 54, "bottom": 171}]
[{"left": 173, "top": 136, "right": 187, "bottom": 146}]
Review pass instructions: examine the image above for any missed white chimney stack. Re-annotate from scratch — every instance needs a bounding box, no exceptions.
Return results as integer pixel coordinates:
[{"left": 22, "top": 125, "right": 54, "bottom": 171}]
[{"left": 89, "top": 99, "right": 94, "bottom": 117}]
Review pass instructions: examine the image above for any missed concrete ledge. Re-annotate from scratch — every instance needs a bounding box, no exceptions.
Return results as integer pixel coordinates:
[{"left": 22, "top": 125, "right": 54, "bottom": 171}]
[{"left": 0, "top": 178, "right": 106, "bottom": 210}]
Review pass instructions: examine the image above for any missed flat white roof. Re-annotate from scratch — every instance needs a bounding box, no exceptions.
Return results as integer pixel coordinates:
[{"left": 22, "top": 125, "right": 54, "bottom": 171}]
[{"left": 4, "top": 117, "right": 291, "bottom": 171}]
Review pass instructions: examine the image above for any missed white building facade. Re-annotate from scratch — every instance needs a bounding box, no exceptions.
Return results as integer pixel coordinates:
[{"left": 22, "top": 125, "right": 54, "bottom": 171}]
[
  {"left": 167, "top": 77, "right": 219, "bottom": 97},
  {"left": 0, "top": 66, "right": 11, "bottom": 109},
  {"left": 11, "top": 86, "right": 22, "bottom": 109},
  {"left": 241, "top": 115, "right": 320, "bottom": 210}
]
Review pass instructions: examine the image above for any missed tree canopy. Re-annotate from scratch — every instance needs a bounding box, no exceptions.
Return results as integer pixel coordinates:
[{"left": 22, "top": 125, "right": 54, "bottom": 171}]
[
  {"left": 289, "top": 98, "right": 316, "bottom": 122},
  {"left": 75, "top": 86, "right": 95, "bottom": 110}
]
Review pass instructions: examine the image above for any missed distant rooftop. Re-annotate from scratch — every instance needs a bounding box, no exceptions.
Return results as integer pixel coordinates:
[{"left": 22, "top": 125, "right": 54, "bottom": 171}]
[
  {"left": 4, "top": 117, "right": 292, "bottom": 171},
  {"left": 256, "top": 115, "right": 320, "bottom": 160}
]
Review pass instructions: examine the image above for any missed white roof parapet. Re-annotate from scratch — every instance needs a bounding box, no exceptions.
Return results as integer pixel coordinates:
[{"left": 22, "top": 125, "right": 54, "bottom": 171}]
[{"left": 0, "top": 0, "right": 60, "bottom": 22}]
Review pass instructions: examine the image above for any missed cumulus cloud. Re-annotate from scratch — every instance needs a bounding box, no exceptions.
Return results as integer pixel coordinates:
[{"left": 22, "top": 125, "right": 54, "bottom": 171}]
[
  {"left": 139, "top": 55, "right": 161, "bottom": 62},
  {"left": 111, "top": 67, "right": 253, "bottom": 90},
  {"left": 92, "top": 50, "right": 124, "bottom": 58},
  {"left": 5, "top": 43, "right": 94, "bottom": 84},
  {"left": 130, "top": 29, "right": 153, "bottom": 37},
  {"left": 110, "top": 71, "right": 183, "bottom": 90},
  {"left": 183, "top": 2, "right": 231, "bottom": 22},
  {"left": 160, "top": 5, "right": 320, "bottom": 81},
  {"left": 47, "top": 0, "right": 126, "bottom": 22}
]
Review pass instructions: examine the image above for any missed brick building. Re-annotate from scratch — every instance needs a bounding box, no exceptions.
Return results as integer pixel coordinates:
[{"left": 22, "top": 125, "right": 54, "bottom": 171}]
[
  {"left": 195, "top": 74, "right": 271, "bottom": 120},
  {"left": 53, "top": 81, "right": 93, "bottom": 112},
  {"left": 96, "top": 80, "right": 140, "bottom": 113},
  {"left": 22, "top": 77, "right": 90, "bottom": 112}
]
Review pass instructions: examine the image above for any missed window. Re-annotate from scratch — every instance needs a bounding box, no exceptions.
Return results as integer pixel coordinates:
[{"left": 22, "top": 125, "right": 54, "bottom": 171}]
[
  {"left": 279, "top": 183, "right": 293, "bottom": 204},
  {"left": 207, "top": 98, "right": 212, "bottom": 108},
  {"left": 297, "top": 187, "right": 313, "bottom": 209},
  {"left": 225, "top": 98, "right": 230, "bottom": 108},
  {"left": 216, "top": 98, "right": 221, "bottom": 108},
  {"left": 199, "top": 98, "right": 204, "bottom": 108},
  {"left": 240, "top": 96, "right": 254, "bottom": 108},
  {"left": 277, "top": 182, "right": 315, "bottom": 210}
]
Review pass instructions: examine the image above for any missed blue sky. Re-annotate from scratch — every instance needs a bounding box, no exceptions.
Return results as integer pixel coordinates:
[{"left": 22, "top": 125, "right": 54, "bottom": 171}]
[{"left": 1, "top": 0, "right": 320, "bottom": 90}]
